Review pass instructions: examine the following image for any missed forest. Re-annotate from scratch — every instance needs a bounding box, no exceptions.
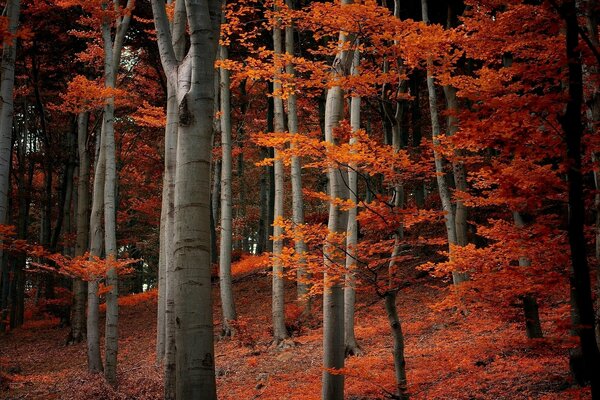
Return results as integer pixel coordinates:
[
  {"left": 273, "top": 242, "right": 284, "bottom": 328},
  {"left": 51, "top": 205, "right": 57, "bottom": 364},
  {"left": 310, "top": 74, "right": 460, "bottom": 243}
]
[{"left": 0, "top": 0, "right": 599, "bottom": 399}]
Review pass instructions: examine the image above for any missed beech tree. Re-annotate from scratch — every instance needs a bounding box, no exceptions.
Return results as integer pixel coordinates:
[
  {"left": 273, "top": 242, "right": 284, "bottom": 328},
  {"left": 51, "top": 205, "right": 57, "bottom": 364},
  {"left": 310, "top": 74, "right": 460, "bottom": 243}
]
[
  {"left": 322, "top": 1, "right": 354, "bottom": 398},
  {"left": 0, "top": 0, "right": 20, "bottom": 296},
  {"left": 219, "top": 43, "right": 237, "bottom": 337},
  {"left": 152, "top": 0, "right": 222, "bottom": 396},
  {"left": 271, "top": 0, "right": 288, "bottom": 344}
]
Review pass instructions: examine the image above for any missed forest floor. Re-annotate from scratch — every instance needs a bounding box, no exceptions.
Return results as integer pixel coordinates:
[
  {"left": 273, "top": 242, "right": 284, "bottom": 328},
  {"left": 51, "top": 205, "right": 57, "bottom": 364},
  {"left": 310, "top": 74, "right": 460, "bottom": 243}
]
[{"left": 0, "top": 266, "right": 589, "bottom": 400}]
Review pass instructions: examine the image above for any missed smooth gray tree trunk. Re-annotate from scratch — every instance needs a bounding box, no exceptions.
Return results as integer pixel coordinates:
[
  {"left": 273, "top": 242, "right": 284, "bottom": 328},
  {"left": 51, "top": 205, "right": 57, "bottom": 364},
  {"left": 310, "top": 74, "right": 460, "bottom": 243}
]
[
  {"left": 421, "top": 0, "right": 465, "bottom": 285},
  {"left": 285, "top": 0, "right": 310, "bottom": 316},
  {"left": 322, "top": 3, "right": 354, "bottom": 396},
  {"left": 71, "top": 112, "right": 90, "bottom": 344},
  {"left": 272, "top": 10, "right": 289, "bottom": 344},
  {"left": 219, "top": 44, "right": 237, "bottom": 337},
  {"left": 0, "top": 0, "right": 20, "bottom": 280},
  {"left": 152, "top": 0, "right": 222, "bottom": 397},
  {"left": 87, "top": 123, "right": 105, "bottom": 373},
  {"left": 513, "top": 212, "right": 543, "bottom": 339},
  {"left": 344, "top": 49, "right": 361, "bottom": 356},
  {"left": 101, "top": 1, "right": 134, "bottom": 384},
  {"left": 162, "top": 2, "right": 186, "bottom": 397}
]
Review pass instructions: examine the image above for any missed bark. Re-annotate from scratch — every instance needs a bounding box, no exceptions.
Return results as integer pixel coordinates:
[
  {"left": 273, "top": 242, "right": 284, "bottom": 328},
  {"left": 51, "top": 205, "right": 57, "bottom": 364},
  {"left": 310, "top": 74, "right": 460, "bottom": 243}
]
[
  {"left": 272, "top": 13, "right": 288, "bottom": 343},
  {"left": 0, "top": 1, "right": 20, "bottom": 310},
  {"left": 384, "top": 291, "right": 408, "bottom": 400},
  {"left": 561, "top": 2, "right": 600, "bottom": 393},
  {"left": 157, "top": 180, "right": 167, "bottom": 361},
  {"left": 443, "top": 85, "right": 469, "bottom": 284},
  {"left": 152, "top": 0, "right": 222, "bottom": 397},
  {"left": 322, "top": 2, "right": 354, "bottom": 396},
  {"left": 162, "top": 1, "right": 186, "bottom": 396},
  {"left": 345, "top": 49, "right": 361, "bottom": 357},
  {"left": 583, "top": 1, "right": 600, "bottom": 349},
  {"left": 513, "top": 212, "right": 543, "bottom": 339},
  {"left": 162, "top": 71, "right": 179, "bottom": 400},
  {"left": 286, "top": 0, "right": 310, "bottom": 315},
  {"left": 70, "top": 112, "right": 90, "bottom": 344},
  {"left": 219, "top": 44, "right": 237, "bottom": 336},
  {"left": 237, "top": 80, "right": 249, "bottom": 252},
  {"left": 87, "top": 125, "right": 105, "bottom": 373},
  {"left": 11, "top": 101, "right": 29, "bottom": 330},
  {"left": 257, "top": 147, "right": 268, "bottom": 254},
  {"left": 100, "top": 1, "right": 134, "bottom": 385},
  {"left": 211, "top": 160, "right": 221, "bottom": 237},
  {"left": 421, "top": 0, "right": 465, "bottom": 285}
]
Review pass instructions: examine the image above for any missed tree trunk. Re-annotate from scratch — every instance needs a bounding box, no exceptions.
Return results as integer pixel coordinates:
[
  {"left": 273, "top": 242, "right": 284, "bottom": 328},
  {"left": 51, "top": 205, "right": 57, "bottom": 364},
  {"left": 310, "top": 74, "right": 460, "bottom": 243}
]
[
  {"left": 421, "top": 0, "right": 463, "bottom": 285},
  {"left": 162, "top": 1, "right": 186, "bottom": 396},
  {"left": 70, "top": 112, "right": 90, "bottom": 344},
  {"left": 87, "top": 123, "right": 105, "bottom": 373},
  {"left": 285, "top": 0, "right": 310, "bottom": 316},
  {"left": 561, "top": 2, "right": 600, "bottom": 394},
  {"left": 512, "top": 212, "right": 543, "bottom": 339},
  {"left": 101, "top": 1, "right": 134, "bottom": 385},
  {"left": 150, "top": 0, "right": 222, "bottom": 396},
  {"left": 219, "top": 44, "right": 238, "bottom": 337},
  {"left": 384, "top": 291, "right": 408, "bottom": 400},
  {"left": 345, "top": 49, "right": 361, "bottom": 357},
  {"left": 157, "top": 177, "right": 167, "bottom": 362},
  {"left": 257, "top": 148, "right": 268, "bottom": 254},
  {"left": 443, "top": 85, "right": 469, "bottom": 284},
  {"left": 272, "top": 13, "right": 288, "bottom": 344},
  {"left": 0, "top": 0, "right": 20, "bottom": 328},
  {"left": 322, "top": 0, "right": 354, "bottom": 391},
  {"left": 0, "top": 0, "right": 20, "bottom": 230}
]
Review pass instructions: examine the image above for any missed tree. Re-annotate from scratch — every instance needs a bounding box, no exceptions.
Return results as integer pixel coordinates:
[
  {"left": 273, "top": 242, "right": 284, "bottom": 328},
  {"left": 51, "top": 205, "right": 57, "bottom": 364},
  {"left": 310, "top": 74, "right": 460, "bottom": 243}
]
[
  {"left": 271, "top": 0, "right": 288, "bottom": 345},
  {"left": 155, "top": 0, "right": 186, "bottom": 396},
  {"left": 151, "top": 0, "right": 222, "bottom": 397},
  {"left": 219, "top": 43, "right": 237, "bottom": 337},
  {"left": 322, "top": 1, "right": 354, "bottom": 398},
  {"left": 0, "top": 0, "right": 21, "bottom": 307},
  {"left": 100, "top": 0, "right": 135, "bottom": 385},
  {"left": 70, "top": 111, "right": 90, "bottom": 344},
  {"left": 559, "top": 0, "right": 600, "bottom": 394}
]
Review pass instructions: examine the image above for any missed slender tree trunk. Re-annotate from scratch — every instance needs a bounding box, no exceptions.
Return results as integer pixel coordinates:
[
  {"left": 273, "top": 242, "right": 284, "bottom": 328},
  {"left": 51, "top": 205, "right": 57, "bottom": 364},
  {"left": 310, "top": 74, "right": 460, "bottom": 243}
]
[
  {"left": 561, "top": 2, "right": 600, "bottom": 394},
  {"left": 344, "top": 49, "right": 361, "bottom": 356},
  {"left": 87, "top": 123, "right": 105, "bottom": 373},
  {"left": 284, "top": 0, "right": 310, "bottom": 316},
  {"left": 70, "top": 112, "right": 90, "bottom": 344},
  {"left": 323, "top": 85, "right": 347, "bottom": 400},
  {"left": 443, "top": 85, "right": 469, "bottom": 283},
  {"left": 162, "top": 1, "right": 186, "bottom": 396},
  {"left": 151, "top": 0, "right": 222, "bottom": 396},
  {"left": 258, "top": 87, "right": 275, "bottom": 255},
  {"left": 211, "top": 160, "right": 221, "bottom": 239},
  {"left": 257, "top": 148, "right": 268, "bottom": 254},
  {"left": 237, "top": 80, "right": 249, "bottom": 252},
  {"left": 421, "top": 0, "right": 463, "bottom": 285},
  {"left": 101, "top": 1, "right": 134, "bottom": 384},
  {"left": 0, "top": 1, "right": 20, "bottom": 321},
  {"left": 162, "top": 77, "right": 179, "bottom": 400},
  {"left": 272, "top": 12, "right": 288, "bottom": 344},
  {"left": 513, "top": 212, "right": 543, "bottom": 339},
  {"left": 12, "top": 101, "right": 28, "bottom": 330},
  {"left": 384, "top": 291, "right": 408, "bottom": 400},
  {"left": 0, "top": 0, "right": 20, "bottom": 221},
  {"left": 219, "top": 44, "right": 238, "bottom": 337},
  {"left": 322, "top": 2, "right": 354, "bottom": 394},
  {"left": 157, "top": 180, "right": 167, "bottom": 361},
  {"left": 102, "top": 21, "right": 119, "bottom": 388}
]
